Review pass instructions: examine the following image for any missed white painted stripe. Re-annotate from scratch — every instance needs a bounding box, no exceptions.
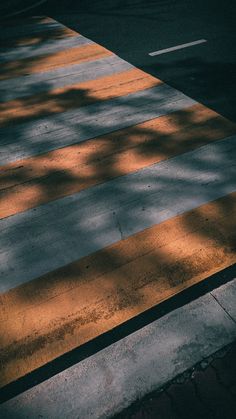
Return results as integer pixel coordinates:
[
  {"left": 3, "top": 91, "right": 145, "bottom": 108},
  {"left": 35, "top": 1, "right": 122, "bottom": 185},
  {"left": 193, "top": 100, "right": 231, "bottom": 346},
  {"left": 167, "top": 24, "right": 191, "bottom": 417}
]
[
  {"left": 0, "top": 35, "right": 93, "bottom": 62},
  {"left": 1, "top": 283, "right": 236, "bottom": 418},
  {"left": 0, "top": 84, "right": 196, "bottom": 164},
  {"left": 0, "top": 137, "right": 235, "bottom": 292},
  {"left": 0, "top": 55, "right": 133, "bottom": 102},
  {"left": 149, "top": 39, "right": 207, "bottom": 56}
]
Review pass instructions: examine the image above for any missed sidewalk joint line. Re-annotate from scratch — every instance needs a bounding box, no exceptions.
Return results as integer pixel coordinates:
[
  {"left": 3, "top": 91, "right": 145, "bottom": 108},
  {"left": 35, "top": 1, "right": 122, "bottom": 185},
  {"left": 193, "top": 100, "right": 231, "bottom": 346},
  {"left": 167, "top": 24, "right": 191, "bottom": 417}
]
[{"left": 210, "top": 292, "right": 236, "bottom": 324}]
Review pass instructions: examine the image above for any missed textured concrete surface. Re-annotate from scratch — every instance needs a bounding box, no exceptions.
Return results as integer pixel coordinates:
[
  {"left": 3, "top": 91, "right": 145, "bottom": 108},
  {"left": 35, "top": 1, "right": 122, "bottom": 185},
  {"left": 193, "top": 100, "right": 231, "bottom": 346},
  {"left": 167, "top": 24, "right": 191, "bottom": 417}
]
[
  {"left": 0, "top": 55, "right": 133, "bottom": 101},
  {"left": 0, "top": 35, "right": 93, "bottom": 62},
  {"left": 1, "top": 287, "right": 236, "bottom": 418},
  {"left": 0, "top": 9, "right": 235, "bottom": 416},
  {"left": 116, "top": 340, "right": 236, "bottom": 419},
  {"left": 1, "top": 137, "right": 235, "bottom": 292},
  {"left": 212, "top": 279, "right": 236, "bottom": 322},
  {"left": 0, "top": 84, "right": 195, "bottom": 163}
]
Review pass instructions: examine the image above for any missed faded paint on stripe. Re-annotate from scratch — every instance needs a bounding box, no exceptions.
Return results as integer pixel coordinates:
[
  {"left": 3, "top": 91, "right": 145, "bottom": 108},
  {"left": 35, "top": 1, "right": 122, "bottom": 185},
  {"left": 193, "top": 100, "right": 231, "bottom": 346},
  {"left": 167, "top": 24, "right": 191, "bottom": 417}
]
[
  {"left": 0, "top": 68, "right": 162, "bottom": 127},
  {"left": 0, "top": 136, "right": 235, "bottom": 292},
  {"left": 0, "top": 103, "right": 225, "bottom": 188},
  {"left": 1, "top": 106, "right": 236, "bottom": 218},
  {"left": 0, "top": 35, "right": 94, "bottom": 63},
  {"left": 0, "top": 44, "right": 113, "bottom": 81},
  {"left": 0, "top": 193, "right": 235, "bottom": 387},
  {"left": 0, "top": 55, "right": 133, "bottom": 102},
  {"left": 1, "top": 289, "right": 235, "bottom": 417},
  {"left": 0, "top": 84, "right": 196, "bottom": 164}
]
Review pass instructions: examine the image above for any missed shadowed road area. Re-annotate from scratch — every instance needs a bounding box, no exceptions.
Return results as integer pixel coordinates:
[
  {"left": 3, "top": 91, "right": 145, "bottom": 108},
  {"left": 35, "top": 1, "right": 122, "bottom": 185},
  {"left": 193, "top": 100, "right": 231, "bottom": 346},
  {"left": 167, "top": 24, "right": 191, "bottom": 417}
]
[{"left": 35, "top": 0, "right": 236, "bottom": 122}]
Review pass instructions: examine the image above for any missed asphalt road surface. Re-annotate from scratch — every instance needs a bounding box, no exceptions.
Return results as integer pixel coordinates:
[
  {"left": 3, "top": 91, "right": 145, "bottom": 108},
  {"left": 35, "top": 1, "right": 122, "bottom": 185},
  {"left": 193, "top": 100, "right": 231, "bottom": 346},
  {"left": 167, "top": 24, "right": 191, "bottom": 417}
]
[{"left": 30, "top": 0, "right": 236, "bottom": 122}]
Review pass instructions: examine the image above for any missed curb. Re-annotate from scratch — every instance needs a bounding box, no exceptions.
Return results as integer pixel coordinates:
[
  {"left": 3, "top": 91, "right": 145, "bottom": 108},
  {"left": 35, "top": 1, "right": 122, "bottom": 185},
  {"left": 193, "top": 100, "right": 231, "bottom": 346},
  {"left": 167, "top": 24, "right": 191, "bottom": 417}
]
[{"left": 1, "top": 278, "right": 236, "bottom": 418}]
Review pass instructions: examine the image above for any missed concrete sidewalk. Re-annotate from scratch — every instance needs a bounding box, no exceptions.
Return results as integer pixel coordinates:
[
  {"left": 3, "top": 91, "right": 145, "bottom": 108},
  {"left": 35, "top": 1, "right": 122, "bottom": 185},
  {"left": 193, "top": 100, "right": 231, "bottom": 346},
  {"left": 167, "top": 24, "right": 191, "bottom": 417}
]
[{"left": 116, "top": 340, "right": 236, "bottom": 419}]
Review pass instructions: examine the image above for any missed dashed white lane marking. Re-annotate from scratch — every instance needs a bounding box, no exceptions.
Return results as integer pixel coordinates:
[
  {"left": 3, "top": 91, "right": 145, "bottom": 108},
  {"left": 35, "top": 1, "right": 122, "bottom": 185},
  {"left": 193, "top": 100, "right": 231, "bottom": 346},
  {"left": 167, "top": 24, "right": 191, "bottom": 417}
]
[{"left": 149, "top": 39, "right": 207, "bottom": 56}]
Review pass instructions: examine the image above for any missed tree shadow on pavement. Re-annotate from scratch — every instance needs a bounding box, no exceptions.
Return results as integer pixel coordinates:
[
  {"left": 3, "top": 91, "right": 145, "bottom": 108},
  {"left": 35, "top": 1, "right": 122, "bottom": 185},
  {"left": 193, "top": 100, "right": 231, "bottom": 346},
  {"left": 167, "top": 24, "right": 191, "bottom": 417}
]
[{"left": 0, "top": 9, "right": 235, "bottom": 408}]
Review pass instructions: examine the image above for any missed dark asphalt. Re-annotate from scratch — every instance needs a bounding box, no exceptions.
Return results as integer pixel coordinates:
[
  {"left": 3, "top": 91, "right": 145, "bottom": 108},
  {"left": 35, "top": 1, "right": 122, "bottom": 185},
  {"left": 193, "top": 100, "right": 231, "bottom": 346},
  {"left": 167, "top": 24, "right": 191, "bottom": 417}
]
[
  {"left": 0, "top": 0, "right": 46, "bottom": 16},
  {"left": 24, "top": 0, "right": 236, "bottom": 123}
]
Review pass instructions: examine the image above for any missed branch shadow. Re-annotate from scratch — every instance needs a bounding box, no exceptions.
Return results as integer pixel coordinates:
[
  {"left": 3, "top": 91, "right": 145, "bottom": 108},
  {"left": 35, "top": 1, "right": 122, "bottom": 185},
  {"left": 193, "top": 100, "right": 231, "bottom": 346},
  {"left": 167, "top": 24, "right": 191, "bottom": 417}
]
[{"left": 0, "top": 5, "right": 235, "bottom": 408}]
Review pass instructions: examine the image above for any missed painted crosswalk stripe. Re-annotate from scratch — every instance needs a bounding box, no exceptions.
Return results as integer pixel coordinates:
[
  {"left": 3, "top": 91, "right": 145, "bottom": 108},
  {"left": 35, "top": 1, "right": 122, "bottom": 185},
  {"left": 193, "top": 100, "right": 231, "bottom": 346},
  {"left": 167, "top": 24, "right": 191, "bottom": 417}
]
[
  {"left": 1, "top": 282, "right": 236, "bottom": 417},
  {"left": 0, "top": 193, "right": 235, "bottom": 387},
  {"left": 0, "top": 84, "right": 196, "bottom": 164},
  {"left": 0, "top": 103, "right": 225, "bottom": 188},
  {"left": 0, "top": 55, "right": 134, "bottom": 102},
  {"left": 0, "top": 16, "right": 235, "bottom": 393},
  {"left": 0, "top": 35, "right": 94, "bottom": 62},
  {"left": 0, "top": 68, "right": 161, "bottom": 127},
  {"left": 0, "top": 44, "right": 113, "bottom": 81},
  {"left": 1, "top": 106, "right": 236, "bottom": 218},
  {"left": 1, "top": 136, "right": 235, "bottom": 293}
]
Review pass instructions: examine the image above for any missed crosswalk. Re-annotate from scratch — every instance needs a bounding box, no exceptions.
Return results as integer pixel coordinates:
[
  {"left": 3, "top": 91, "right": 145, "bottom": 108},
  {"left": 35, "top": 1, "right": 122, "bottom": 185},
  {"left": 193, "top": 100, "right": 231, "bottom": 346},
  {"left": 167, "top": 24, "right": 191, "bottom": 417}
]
[{"left": 0, "top": 15, "right": 235, "bottom": 399}]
